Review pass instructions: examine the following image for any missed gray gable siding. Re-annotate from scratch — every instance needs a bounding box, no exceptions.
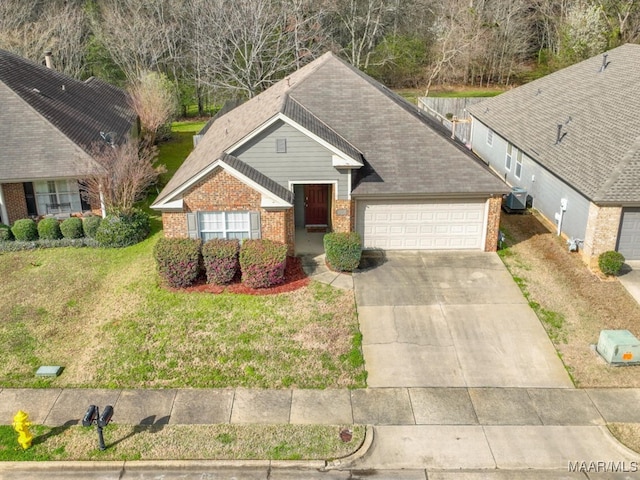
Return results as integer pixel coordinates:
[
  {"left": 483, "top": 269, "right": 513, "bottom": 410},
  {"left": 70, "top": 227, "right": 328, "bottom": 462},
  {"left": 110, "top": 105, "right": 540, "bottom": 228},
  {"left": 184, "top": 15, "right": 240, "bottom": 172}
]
[
  {"left": 230, "top": 120, "right": 350, "bottom": 200},
  {"left": 472, "top": 119, "right": 590, "bottom": 241}
]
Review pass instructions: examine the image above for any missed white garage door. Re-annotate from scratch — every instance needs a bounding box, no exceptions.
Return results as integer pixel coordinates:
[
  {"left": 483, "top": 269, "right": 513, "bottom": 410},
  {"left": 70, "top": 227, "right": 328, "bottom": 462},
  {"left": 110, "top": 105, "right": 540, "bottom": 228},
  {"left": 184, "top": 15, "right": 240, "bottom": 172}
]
[
  {"left": 618, "top": 208, "right": 640, "bottom": 260},
  {"left": 356, "top": 199, "right": 487, "bottom": 250}
]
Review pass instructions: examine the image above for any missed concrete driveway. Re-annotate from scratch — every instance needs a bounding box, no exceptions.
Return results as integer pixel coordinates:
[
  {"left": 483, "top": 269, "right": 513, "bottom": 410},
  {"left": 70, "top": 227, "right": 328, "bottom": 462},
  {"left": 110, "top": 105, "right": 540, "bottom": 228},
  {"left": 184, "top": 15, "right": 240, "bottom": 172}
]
[{"left": 354, "top": 251, "right": 573, "bottom": 388}]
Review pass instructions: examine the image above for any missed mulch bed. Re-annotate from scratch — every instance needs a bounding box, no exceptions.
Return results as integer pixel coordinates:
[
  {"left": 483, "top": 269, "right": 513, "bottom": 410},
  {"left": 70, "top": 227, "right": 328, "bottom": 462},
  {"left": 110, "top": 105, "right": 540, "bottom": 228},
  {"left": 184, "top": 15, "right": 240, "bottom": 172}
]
[{"left": 179, "top": 256, "right": 310, "bottom": 295}]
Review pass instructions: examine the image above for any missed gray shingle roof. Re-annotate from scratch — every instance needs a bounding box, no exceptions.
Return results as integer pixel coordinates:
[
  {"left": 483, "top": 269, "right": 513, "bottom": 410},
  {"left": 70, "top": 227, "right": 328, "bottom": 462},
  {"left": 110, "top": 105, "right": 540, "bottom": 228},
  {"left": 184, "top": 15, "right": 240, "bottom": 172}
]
[
  {"left": 220, "top": 154, "right": 294, "bottom": 204},
  {"left": 155, "top": 52, "right": 506, "bottom": 206},
  {"left": 468, "top": 43, "right": 640, "bottom": 204},
  {"left": 0, "top": 49, "right": 135, "bottom": 181}
]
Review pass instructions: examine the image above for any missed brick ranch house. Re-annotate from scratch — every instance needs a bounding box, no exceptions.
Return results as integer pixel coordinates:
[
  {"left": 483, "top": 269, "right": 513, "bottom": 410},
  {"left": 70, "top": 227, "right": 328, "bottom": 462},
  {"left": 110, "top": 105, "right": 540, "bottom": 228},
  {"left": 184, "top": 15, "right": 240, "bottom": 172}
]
[
  {"left": 0, "top": 49, "right": 136, "bottom": 225},
  {"left": 153, "top": 52, "right": 508, "bottom": 254},
  {"left": 468, "top": 44, "right": 640, "bottom": 264}
]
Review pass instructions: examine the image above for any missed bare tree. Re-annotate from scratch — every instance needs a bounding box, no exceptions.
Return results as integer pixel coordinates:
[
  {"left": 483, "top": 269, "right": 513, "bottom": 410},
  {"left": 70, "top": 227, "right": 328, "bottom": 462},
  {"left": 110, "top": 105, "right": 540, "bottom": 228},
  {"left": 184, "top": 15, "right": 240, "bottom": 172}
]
[
  {"left": 322, "top": 0, "right": 399, "bottom": 69},
  {"left": 129, "top": 71, "right": 179, "bottom": 145},
  {"left": 186, "top": 0, "right": 316, "bottom": 98},
  {"left": 89, "top": 0, "right": 183, "bottom": 82},
  {"left": 83, "top": 139, "right": 165, "bottom": 215},
  {"left": 0, "top": 0, "right": 89, "bottom": 78}
]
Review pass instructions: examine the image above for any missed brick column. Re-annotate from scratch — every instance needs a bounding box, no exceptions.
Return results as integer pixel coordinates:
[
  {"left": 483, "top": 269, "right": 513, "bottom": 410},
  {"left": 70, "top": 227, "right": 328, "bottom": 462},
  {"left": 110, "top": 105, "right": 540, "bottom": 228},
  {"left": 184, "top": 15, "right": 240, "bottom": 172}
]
[
  {"left": 3, "top": 183, "right": 28, "bottom": 224},
  {"left": 582, "top": 203, "right": 622, "bottom": 268},
  {"left": 484, "top": 196, "right": 502, "bottom": 252}
]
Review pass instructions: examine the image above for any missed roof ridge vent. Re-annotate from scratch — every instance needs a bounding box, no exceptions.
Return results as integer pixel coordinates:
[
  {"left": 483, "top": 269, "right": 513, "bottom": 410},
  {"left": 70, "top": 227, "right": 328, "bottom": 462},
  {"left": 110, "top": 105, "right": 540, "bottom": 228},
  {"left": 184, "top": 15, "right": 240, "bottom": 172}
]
[{"left": 599, "top": 53, "right": 610, "bottom": 72}]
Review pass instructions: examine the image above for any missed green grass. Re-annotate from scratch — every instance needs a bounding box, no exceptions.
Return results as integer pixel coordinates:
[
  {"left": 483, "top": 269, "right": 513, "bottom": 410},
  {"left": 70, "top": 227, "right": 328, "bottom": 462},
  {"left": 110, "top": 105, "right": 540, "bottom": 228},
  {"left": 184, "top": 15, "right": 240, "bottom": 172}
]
[
  {"left": 0, "top": 233, "right": 364, "bottom": 389},
  {"left": 0, "top": 424, "right": 365, "bottom": 461},
  {"left": 171, "top": 120, "right": 207, "bottom": 133},
  {"left": 157, "top": 132, "right": 194, "bottom": 184},
  {"left": 427, "top": 89, "right": 504, "bottom": 98}
]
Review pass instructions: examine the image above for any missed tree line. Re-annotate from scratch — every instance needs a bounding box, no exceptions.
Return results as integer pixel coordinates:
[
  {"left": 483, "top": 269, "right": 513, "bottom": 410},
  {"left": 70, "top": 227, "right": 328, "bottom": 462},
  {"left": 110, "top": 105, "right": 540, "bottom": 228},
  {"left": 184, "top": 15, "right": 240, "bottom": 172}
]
[{"left": 2, "top": 0, "right": 639, "bottom": 114}]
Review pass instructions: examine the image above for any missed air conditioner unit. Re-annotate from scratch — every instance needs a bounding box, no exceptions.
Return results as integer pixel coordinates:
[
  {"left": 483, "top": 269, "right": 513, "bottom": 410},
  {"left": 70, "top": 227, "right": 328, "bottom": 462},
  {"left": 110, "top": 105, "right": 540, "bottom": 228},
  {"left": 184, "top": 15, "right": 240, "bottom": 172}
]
[
  {"left": 596, "top": 330, "right": 640, "bottom": 365},
  {"left": 505, "top": 187, "right": 527, "bottom": 210}
]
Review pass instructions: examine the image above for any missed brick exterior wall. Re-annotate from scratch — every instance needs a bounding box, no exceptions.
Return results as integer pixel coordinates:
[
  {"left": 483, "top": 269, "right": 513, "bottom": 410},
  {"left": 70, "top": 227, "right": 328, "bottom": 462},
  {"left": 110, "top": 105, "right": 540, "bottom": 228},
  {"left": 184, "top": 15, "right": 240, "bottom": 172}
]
[
  {"left": 161, "top": 168, "right": 295, "bottom": 253},
  {"left": 484, "top": 196, "right": 502, "bottom": 252},
  {"left": 331, "top": 199, "right": 354, "bottom": 233},
  {"left": 3, "top": 183, "right": 28, "bottom": 224},
  {"left": 582, "top": 203, "right": 622, "bottom": 268}
]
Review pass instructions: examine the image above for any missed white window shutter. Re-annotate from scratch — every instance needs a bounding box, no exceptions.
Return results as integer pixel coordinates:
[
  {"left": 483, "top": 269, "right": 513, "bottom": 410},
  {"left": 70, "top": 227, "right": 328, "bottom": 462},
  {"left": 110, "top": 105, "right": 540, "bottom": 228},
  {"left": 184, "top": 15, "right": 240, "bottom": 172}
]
[
  {"left": 249, "top": 211, "right": 261, "bottom": 239},
  {"left": 186, "top": 213, "right": 198, "bottom": 239}
]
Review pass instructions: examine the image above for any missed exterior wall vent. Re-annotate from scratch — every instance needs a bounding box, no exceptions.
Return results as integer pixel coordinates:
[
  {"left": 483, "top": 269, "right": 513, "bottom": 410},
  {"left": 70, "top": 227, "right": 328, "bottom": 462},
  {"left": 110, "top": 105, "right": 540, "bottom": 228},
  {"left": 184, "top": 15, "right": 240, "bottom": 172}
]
[{"left": 276, "top": 138, "right": 287, "bottom": 153}]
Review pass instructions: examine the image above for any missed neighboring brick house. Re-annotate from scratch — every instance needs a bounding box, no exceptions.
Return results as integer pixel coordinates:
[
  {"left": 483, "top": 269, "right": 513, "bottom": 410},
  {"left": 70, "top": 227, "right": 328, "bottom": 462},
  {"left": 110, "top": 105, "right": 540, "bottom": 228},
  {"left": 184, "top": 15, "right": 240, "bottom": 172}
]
[
  {"left": 469, "top": 44, "right": 640, "bottom": 264},
  {"left": 0, "top": 49, "right": 136, "bottom": 225},
  {"left": 153, "top": 52, "right": 507, "bottom": 254}
]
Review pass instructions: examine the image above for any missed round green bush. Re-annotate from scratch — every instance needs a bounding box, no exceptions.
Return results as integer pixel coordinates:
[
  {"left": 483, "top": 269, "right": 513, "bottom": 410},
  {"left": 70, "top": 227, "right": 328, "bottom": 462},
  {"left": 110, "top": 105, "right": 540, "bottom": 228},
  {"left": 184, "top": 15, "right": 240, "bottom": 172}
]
[
  {"left": 83, "top": 216, "right": 102, "bottom": 238},
  {"left": 11, "top": 219, "right": 38, "bottom": 241},
  {"left": 60, "top": 217, "right": 84, "bottom": 239},
  {"left": 598, "top": 250, "right": 625, "bottom": 276},
  {"left": 324, "top": 232, "right": 362, "bottom": 272},
  {"left": 37, "top": 217, "right": 62, "bottom": 240},
  {"left": 95, "top": 209, "right": 150, "bottom": 248},
  {"left": 0, "top": 223, "right": 13, "bottom": 241}
]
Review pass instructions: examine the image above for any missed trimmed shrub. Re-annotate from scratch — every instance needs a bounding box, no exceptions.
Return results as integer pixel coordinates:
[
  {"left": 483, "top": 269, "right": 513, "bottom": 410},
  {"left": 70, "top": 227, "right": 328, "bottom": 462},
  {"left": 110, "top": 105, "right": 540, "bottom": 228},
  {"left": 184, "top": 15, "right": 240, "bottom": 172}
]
[
  {"left": 0, "top": 237, "right": 97, "bottom": 252},
  {"left": 202, "top": 239, "right": 240, "bottom": 285},
  {"left": 0, "top": 223, "right": 13, "bottom": 241},
  {"left": 11, "top": 219, "right": 38, "bottom": 241},
  {"left": 240, "top": 239, "right": 288, "bottom": 288},
  {"left": 153, "top": 237, "right": 202, "bottom": 288},
  {"left": 324, "top": 232, "right": 362, "bottom": 272},
  {"left": 37, "top": 218, "right": 62, "bottom": 240},
  {"left": 95, "top": 209, "right": 150, "bottom": 248},
  {"left": 60, "top": 217, "right": 84, "bottom": 239},
  {"left": 598, "top": 250, "right": 625, "bottom": 276},
  {"left": 83, "top": 216, "right": 102, "bottom": 238}
]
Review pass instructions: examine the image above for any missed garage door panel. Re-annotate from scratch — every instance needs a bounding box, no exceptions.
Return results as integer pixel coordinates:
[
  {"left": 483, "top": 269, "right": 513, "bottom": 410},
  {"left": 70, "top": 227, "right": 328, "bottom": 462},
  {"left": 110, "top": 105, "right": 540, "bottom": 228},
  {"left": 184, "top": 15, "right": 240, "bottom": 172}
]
[
  {"left": 618, "top": 208, "right": 640, "bottom": 260},
  {"left": 356, "top": 199, "right": 486, "bottom": 250}
]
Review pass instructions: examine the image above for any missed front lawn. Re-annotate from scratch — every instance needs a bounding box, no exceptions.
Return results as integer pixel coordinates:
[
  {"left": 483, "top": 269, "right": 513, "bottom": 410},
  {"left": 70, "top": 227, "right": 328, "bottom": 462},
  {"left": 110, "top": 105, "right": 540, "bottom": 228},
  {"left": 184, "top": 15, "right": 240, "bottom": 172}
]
[{"left": 0, "top": 234, "right": 364, "bottom": 389}]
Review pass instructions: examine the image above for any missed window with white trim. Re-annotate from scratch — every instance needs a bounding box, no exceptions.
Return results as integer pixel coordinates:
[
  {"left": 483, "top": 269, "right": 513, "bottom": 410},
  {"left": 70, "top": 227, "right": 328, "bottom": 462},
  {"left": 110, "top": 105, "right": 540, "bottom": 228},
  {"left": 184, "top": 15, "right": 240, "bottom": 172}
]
[
  {"left": 34, "top": 179, "right": 82, "bottom": 214},
  {"left": 505, "top": 143, "right": 513, "bottom": 171},
  {"left": 198, "top": 211, "right": 250, "bottom": 241},
  {"left": 486, "top": 129, "right": 494, "bottom": 146},
  {"left": 515, "top": 149, "right": 523, "bottom": 179}
]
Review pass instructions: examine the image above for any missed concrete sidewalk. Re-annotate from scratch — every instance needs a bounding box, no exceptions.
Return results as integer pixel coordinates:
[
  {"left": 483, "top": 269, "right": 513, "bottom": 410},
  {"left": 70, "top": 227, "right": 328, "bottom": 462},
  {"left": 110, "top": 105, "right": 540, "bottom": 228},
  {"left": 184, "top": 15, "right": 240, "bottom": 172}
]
[{"left": 2, "top": 387, "right": 640, "bottom": 427}]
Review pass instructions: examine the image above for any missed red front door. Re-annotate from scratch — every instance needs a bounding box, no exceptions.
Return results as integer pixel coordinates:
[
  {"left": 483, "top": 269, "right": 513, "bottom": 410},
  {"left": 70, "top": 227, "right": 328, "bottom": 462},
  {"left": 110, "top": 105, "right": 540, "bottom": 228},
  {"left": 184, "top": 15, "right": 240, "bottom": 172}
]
[{"left": 304, "top": 184, "right": 329, "bottom": 226}]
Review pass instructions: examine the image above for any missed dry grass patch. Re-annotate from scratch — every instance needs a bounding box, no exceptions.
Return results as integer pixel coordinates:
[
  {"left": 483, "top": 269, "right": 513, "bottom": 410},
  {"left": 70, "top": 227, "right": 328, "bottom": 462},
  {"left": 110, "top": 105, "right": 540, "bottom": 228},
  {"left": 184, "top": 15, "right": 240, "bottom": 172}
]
[
  {"left": 499, "top": 212, "right": 640, "bottom": 387},
  {"left": 609, "top": 424, "right": 640, "bottom": 454},
  {"left": 0, "top": 424, "right": 365, "bottom": 461}
]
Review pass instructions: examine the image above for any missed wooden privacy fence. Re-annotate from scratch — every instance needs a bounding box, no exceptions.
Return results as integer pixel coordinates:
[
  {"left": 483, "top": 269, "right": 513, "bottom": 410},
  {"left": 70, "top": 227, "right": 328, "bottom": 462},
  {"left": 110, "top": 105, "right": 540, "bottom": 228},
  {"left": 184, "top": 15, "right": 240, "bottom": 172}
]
[{"left": 417, "top": 97, "right": 488, "bottom": 145}]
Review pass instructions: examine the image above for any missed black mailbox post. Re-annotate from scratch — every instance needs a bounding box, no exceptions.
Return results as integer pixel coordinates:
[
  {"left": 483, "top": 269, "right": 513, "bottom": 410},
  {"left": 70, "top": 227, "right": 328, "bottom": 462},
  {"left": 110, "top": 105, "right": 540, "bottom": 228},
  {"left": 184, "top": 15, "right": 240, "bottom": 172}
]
[{"left": 82, "top": 404, "right": 114, "bottom": 450}]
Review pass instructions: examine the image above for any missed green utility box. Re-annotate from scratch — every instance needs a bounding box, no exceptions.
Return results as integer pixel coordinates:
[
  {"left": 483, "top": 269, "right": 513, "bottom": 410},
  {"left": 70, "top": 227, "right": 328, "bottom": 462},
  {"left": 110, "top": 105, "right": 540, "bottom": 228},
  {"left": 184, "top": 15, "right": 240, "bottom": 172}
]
[{"left": 596, "top": 330, "right": 640, "bottom": 365}]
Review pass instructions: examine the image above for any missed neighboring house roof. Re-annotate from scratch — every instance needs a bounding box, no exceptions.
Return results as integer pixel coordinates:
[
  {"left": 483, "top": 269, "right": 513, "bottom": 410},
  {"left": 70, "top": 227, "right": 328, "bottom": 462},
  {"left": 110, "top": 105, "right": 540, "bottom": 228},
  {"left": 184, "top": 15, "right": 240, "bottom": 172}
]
[
  {"left": 468, "top": 43, "right": 640, "bottom": 204},
  {"left": 0, "top": 48, "right": 135, "bottom": 182},
  {"left": 155, "top": 52, "right": 505, "bottom": 206}
]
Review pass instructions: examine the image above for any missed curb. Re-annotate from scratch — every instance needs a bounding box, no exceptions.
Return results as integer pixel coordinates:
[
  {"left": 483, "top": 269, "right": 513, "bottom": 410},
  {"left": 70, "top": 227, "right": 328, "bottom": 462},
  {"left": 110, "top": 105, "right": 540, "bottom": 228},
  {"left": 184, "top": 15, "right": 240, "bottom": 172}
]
[{"left": 323, "top": 425, "right": 374, "bottom": 470}]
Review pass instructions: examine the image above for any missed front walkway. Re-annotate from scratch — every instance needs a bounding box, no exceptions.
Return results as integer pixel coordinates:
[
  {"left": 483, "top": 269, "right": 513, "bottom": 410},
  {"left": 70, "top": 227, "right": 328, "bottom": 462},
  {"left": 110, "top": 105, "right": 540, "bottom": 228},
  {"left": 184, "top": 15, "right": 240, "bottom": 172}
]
[{"left": 2, "top": 386, "right": 640, "bottom": 427}]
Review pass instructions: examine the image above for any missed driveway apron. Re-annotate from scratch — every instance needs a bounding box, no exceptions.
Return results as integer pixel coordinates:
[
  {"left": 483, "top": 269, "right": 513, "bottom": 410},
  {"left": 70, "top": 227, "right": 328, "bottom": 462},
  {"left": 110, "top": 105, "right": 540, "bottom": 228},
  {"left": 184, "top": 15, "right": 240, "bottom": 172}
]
[{"left": 354, "top": 251, "right": 573, "bottom": 388}]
